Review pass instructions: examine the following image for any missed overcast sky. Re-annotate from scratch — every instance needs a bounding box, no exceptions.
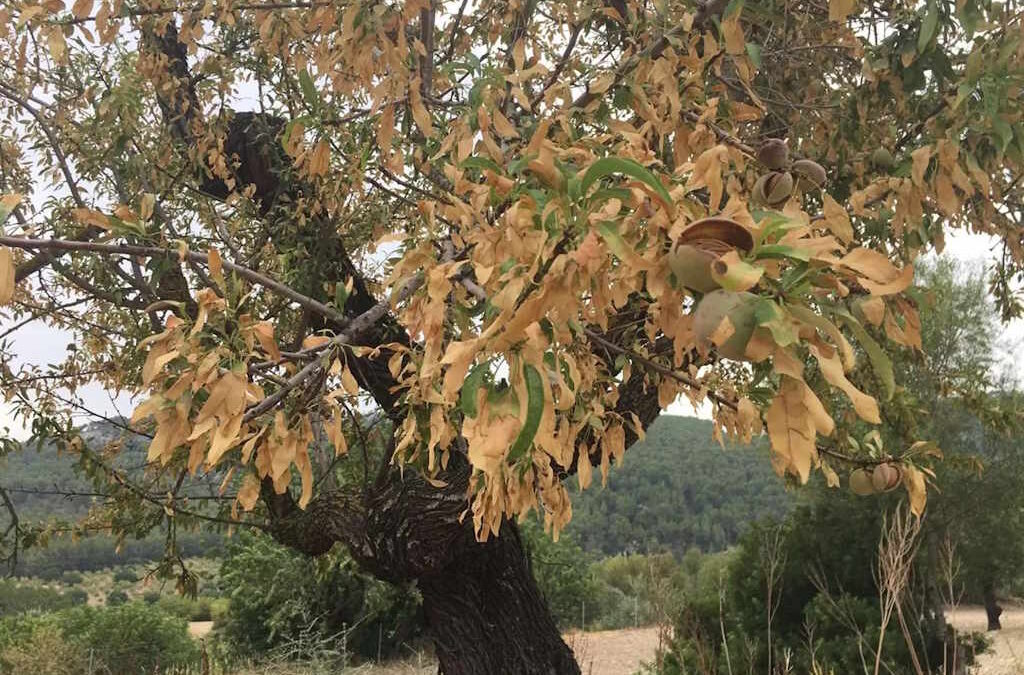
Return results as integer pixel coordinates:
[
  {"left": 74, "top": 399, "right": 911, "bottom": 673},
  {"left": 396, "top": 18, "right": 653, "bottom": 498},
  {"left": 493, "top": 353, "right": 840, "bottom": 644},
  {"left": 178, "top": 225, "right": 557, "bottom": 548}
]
[{"left": 1, "top": 229, "right": 1020, "bottom": 439}]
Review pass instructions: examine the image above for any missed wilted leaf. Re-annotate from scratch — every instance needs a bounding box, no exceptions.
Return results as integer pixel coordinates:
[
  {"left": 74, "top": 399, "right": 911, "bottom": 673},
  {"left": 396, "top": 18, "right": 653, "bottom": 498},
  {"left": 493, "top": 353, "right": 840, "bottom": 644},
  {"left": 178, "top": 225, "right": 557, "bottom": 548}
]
[
  {"left": 0, "top": 194, "right": 22, "bottom": 226},
  {"left": 829, "top": 0, "right": 856, "bottom": 22},
  {"left": 810, "top": 346, "right": 881, "bottom": 423},
  {"left": 821, "top": 194, "right": 853, "bottom": 244},
  {"left": 711, "top": 251, "right": 763, "bottom": 291},
  {"left": 0, "top": 247, "right": 14, "bottom": 305},
  {"left": 765, "top": 376, "right": 818, "bottom": 482},
  {"left": 237, "top": 474, "right": 261, "bottom": 511}
]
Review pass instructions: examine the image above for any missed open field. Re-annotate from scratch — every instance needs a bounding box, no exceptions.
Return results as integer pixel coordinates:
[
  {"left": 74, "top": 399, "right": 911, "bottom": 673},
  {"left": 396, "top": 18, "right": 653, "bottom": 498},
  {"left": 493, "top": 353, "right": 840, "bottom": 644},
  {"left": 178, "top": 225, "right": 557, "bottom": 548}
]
[
  {"left": 566, "top": 627, "right": 664, "bottom": 675},
  {"left": 948, "top": 605, "right": 1024, "bottom": 675},
  {"left": 220, "top": 608, "right": 1024, "bottom": 675},
  {"left": 223, "top": 626, "right": 666, "bottom": 675}
]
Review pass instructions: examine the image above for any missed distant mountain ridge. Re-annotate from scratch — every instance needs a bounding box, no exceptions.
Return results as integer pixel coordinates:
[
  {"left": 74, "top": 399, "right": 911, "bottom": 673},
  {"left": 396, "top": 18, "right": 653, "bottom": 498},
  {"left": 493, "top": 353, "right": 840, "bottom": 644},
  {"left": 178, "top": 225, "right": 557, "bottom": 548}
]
[
  {"left": 1, "top": 416, "right": 791, "bottom": 574},
  {"left": 567, "top": 415, "right": 791, "bottom": 556}
]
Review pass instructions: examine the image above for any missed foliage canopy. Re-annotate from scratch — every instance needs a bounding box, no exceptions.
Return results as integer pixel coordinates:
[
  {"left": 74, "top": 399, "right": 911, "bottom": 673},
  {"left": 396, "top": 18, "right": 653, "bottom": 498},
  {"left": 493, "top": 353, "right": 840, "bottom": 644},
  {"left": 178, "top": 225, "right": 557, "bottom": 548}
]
[{"left": 0, "top": 0, "right": 1021, "bottom": 569}]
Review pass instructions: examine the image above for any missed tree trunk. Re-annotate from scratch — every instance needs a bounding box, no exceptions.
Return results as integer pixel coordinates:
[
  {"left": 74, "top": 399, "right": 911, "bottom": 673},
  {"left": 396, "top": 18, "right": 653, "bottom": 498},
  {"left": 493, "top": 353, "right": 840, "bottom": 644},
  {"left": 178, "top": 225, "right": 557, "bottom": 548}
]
[
  {"left": 270, "top": 460, "right": 581, "bottom": 675},
  {"left": 983, "top": 581, "right": 1002, "bottom": 631},
  {"left": 419, "top": 521, "right": 581, "bottom": 675}
]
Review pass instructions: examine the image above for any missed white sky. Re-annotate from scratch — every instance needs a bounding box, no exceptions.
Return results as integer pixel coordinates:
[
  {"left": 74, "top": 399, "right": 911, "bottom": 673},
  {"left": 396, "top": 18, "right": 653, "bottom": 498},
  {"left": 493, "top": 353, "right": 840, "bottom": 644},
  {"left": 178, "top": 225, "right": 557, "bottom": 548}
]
[{"left": 1, "top": 230, "right": 1020, "bottom": 440}]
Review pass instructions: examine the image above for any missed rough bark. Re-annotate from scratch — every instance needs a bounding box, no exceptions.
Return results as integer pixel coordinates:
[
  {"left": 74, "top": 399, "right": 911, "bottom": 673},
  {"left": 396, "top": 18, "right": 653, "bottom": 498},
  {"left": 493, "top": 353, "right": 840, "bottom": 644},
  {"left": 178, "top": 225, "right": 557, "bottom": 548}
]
[
  {"left": 983, "top": 581, "right": 1002, "bottom": 631},
  {"left": 269, "top": 456, "right": 583, "bottom": 674},
  {"left": 419, "top": 521, "right": 581, "bottom": 675}
]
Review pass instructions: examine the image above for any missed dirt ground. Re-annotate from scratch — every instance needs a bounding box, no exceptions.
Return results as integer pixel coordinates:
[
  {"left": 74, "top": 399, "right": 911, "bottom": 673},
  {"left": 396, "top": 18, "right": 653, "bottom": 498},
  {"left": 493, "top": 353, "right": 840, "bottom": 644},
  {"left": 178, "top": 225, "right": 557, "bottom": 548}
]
[
  {"left": 221, "top": 625, "right": 666, "bottom": 675},
  {"left": 211, "top": 609, "right": 1024, "bottom": 675},
  {"left": 947, "top": 605, "right": 1024, "bottom": 675},
  {"left": 566, "top": 627, "right": 665, "bottom": 675},
  {"left": 189, "top": 620, "right": 214, "bottom": 638}
]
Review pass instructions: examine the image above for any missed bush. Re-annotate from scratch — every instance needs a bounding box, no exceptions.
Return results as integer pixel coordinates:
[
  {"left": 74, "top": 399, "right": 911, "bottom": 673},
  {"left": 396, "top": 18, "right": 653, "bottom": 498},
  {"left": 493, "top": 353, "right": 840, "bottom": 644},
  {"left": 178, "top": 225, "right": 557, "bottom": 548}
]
[
  {"left": 657, "top": 486, "right": 978, "bottom": 675},
  {"left": 0, "top": 624, "right": 90, "bottom": 675},
  {"left": 106, "top": 590, "right": 128, "bottom": 606},
  {"left": 59, "top": 572, "right": 83, "bottom": 586},
  {"left": 0, "top": 602, "right": 197, "bottom": 674},
  {"left": 155, "top": 594, "right": 213, "bottom": 621},
  {"left": 520, "top": 519, "right": 600, "bottom": 629},
  {"left": 112, "top": 568, "right": 139, "bottom": 583},
  {"left": 217, "top": 531, "right": 421, "bottom": 661},
  {"left": 0, "top": 580, "right": 85, "bottom": 617}
]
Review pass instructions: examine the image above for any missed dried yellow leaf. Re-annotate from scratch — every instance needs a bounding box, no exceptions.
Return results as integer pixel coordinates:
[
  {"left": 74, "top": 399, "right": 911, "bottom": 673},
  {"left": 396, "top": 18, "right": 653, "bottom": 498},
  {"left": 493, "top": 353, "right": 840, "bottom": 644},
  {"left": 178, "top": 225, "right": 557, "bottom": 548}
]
[
  {"left": 0, "top": 247, "right": 14, "bottom": 305},
  {"left": 237, "top": 474, "right": 261, "bottom": 512},
  {"left": 810, "top": 346, "right": 881, "bottom": 424}
]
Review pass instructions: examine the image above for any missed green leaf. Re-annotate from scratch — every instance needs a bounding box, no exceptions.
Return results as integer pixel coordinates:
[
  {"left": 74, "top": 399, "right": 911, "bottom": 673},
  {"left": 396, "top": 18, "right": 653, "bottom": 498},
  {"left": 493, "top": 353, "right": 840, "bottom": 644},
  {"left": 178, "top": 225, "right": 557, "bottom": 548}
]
[
  {"left": 754, "top": 244, "right": 811, "bottom": 262},
  {"left": 334, "top": 283, "right": 349, "bottom": 311},
  {"left": 460, "top": 364, "right": 490, "bottom": 419},
  {"left": 754, "top": 300, "right": 797, "bottom": 346},
  {"left": 460, "top": 156, "right": 503, "bottom": 173},
  {"left": 587, "top": 187, "right": 634, "bottom": 208},
  {"left": 580, "top": 157, "right": 672, "bottom": 208},
  {"left": 299, "top": 69, "right": 320, "bottom": 114},
  {"left": 594, "top": 221, "right": 634, "bottom": 261},
  {"left": 918, "top": 0, "right": 939, "bottom": 53},
  {"left": 840, "top": 312, "right": 896, "bottom": 401},
  {"left": 993, "top": 117, "right": 1014, "bottom": 153},
  {"left": 509, "top": 364, "right": 544, "bottom": 458},
  {"left": 723, "top": 0, "right": 745, "bottom": 19},
  {"left": 745, "top": 42, "right": 763, "bottom": 68}
]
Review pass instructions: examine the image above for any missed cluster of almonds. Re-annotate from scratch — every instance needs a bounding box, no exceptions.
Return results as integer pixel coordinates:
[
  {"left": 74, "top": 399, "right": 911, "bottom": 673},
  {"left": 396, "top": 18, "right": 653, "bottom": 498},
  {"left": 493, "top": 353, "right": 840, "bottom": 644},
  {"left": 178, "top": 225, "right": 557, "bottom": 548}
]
[
  {"left": 666, "top": 217, "right": 764, "bottom": 360},
  {"left": 751, "top": 138, "right": 828, "bottom": 206},
  {"left": 849, "top": 463, "right": 903, "bottom": 495}
]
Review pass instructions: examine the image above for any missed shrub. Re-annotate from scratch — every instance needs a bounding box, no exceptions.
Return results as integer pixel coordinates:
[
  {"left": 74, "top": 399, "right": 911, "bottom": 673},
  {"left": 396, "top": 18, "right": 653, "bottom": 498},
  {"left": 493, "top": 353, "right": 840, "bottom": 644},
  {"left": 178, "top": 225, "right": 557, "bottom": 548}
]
[
  {"left": 0, "top": 602, "right": 197, "bottom": 674},
  {"left": 217, "top": 531, "right": 421, "bottom": 661},
  {"left": 112, "top": 568, "right": 139, "bottom": 583},
  {"left": 0, "top": 624, "right": 90, "bottom": 675},
  {"left": 520, "top": 519, "right": 600, "bottom": 629},
  {"left": 657, "top": 487, "right": 979, "bottom": 675},
  {"left": 0, "top": 580, "right": 85, "bottom": 617},
  {"left": 155, "top": 594, "right": 213, "bottom": 621},
  {"left": 60, "top": 603, "right": 198, "bottom": 673},
  {"left": 105, "top": 590, "right": 129, "bottom": 606},
  {"left": 59, "top": 572, "right": 84, "bottom": 586}
]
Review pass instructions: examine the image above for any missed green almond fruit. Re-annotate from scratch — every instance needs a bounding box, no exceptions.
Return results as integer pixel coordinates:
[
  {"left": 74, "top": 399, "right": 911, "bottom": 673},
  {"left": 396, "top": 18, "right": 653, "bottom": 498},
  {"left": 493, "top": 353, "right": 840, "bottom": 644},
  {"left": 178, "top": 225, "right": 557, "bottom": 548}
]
[
  {"left": 693, "top": 290, "right": 759, "bottom": 360},
  {"left": 667, "top": 244, "right": 719, "bottom": 293},
  {"left": 850, "top": 468, "right": 876, "bottom": 496},
  {"left": 871, "top": 147, "right": 895, "bottom": 170}
]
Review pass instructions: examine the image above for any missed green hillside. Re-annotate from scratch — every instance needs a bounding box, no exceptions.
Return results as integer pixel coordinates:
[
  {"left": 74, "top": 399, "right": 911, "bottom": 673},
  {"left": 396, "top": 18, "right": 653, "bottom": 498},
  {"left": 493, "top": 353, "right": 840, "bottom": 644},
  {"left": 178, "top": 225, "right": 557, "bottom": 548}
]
[
  {"left": 1, "top": 415, "right": 791, "bottom": 574},
  {"left": 566, "top": 415, "right": 791, "bottom": 556}
]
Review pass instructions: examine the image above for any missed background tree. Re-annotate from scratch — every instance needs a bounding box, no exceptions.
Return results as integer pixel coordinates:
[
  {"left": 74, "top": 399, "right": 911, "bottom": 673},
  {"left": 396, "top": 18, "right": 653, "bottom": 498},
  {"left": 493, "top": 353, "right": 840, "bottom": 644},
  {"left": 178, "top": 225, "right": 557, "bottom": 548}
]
[{"left": 0, "top": 0, "right": 1022, "bottom": 673}]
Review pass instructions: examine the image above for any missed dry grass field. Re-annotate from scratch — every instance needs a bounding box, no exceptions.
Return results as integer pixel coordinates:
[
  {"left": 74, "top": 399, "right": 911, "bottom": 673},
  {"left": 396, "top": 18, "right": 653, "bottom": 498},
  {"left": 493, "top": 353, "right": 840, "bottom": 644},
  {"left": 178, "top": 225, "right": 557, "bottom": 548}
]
[
  {"left": 216, "top": 606, "right": 1024, "bottom": 675},
  {"left": 948, "top": 605, "right": 1024, "bottom": 675},
  {"left": 224, "top": 626, "right": 666, "bottom": 675}
]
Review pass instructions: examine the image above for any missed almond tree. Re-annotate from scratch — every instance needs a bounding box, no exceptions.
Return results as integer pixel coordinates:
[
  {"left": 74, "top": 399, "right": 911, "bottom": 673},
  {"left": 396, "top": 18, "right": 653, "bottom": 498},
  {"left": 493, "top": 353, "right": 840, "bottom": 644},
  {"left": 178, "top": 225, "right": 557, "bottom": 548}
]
[{"left": 0, "top": 0, "right": 1021, "bottom": 672}]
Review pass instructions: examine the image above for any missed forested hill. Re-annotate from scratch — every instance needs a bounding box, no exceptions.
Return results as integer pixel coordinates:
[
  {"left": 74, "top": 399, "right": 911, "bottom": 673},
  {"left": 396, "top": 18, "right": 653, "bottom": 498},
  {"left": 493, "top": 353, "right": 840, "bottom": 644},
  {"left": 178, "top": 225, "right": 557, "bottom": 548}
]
[
  {"left": 2, "top": 416, "right": 792, "bottom": 569},
  {"left": 566, "top": 415, "right": 792, "bottom": 557}
]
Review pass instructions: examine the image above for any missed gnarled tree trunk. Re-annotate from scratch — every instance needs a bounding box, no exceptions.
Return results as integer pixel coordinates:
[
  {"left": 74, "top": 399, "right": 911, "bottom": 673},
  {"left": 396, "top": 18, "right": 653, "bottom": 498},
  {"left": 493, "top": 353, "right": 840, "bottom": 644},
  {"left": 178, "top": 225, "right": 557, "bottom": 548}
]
[
  {"left": 420, "top": 522, "right": 581, "bottom": 675},
  {"left": 269, "top": 455, "right": 582, "bottom": 675}
]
